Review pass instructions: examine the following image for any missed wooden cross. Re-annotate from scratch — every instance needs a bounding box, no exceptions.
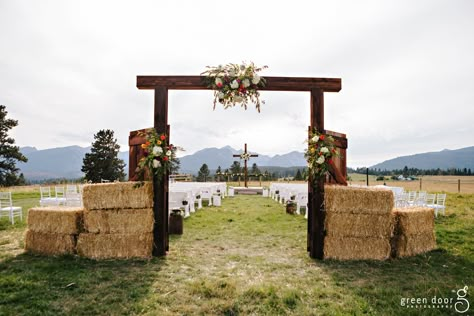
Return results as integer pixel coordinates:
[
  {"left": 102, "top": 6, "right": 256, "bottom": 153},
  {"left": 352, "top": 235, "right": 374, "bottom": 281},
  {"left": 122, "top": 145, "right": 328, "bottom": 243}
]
[{"left": 233, "top": 143, "right": 258, "bottom": 188}]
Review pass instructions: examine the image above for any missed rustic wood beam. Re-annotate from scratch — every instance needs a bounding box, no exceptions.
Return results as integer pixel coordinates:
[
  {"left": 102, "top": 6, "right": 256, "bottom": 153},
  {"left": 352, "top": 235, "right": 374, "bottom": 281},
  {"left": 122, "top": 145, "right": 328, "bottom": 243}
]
[
  {"left": 309, "top": 88, "right": 326, "bottom": 259},
  {"left": 137, "top": 76, "right": 341, "bottom": 92},
  {"left": 153, "top": 87, "right": 169, "bottom": 256}
]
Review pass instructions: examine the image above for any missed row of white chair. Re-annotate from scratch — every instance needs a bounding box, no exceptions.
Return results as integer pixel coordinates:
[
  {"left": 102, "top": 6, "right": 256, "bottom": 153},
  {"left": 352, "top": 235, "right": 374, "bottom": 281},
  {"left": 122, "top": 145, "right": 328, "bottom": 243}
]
[
  {"left": 0, "top": 192, "right": 22, "bottom": 224},
  {"left": 269, "top": 183, "right": 308, "bottom": 217},
  {"left": 40, "top": 185, "right": 84, "bottom": 207},
  {"left": 168, "top": 182, "right": 226, "bottom": 217},
  {"left": 393, "top": 190, "right": 447, "bottom": 217}
]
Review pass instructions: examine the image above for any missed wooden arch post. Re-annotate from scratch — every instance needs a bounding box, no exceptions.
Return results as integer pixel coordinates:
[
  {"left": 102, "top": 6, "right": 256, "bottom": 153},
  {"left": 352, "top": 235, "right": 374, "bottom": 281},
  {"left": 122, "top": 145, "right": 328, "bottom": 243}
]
[{"left": 135, "top": 75, "right": 346, "bottom": 258}]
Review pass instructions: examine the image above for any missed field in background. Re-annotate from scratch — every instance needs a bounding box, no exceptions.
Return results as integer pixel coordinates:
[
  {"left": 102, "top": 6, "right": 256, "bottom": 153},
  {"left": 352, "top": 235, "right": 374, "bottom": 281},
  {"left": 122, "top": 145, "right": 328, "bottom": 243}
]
[{"left": 348, "top": 174, "right": 474, "bottom": 194}]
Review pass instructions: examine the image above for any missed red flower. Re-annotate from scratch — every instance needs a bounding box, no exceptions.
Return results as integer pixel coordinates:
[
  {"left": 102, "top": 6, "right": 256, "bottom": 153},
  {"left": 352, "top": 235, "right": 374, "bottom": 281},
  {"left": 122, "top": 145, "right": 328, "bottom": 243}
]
[
  {"left": 160, "top": 135, "right": 166, "bottom": 141},
  {"left": 328, "top": 159, "right": 333, "bottom": 165},
  {"left": 320, "top": 135, "right": 325, "bottom": 141},
  {"left": 217, "top": 82, "right": 223, "bottom": 88},
  {"left": 163, "top": 156, "right": 169, "bottom": 161}
]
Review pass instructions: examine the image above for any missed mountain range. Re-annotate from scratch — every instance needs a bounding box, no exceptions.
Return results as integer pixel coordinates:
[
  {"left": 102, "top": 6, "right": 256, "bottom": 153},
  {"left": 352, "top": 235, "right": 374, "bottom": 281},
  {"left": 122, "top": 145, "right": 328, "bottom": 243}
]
[
  {"left": 16, "top": 145, "right": 474, "bottom": 181},
  {"left": 370, "top": 146, "right": 474, "bottom": 170}
]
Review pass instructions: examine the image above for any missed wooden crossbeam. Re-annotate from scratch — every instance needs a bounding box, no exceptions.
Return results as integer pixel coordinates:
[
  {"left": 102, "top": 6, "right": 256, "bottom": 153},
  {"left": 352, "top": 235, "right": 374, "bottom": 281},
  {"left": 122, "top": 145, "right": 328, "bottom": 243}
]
[{"left": 137, "top": 76, "right": 341, "bottom": 92}]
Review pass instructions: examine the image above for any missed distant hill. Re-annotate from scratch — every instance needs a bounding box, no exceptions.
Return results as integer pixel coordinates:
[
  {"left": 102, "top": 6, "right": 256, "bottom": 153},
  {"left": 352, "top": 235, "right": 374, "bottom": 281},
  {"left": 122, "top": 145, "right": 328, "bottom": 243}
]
[
  {"left": 18, "top": 146, "right": 129, "bottom": 181},
  {"left": 370, "top": 146, "right": 474, "bottom": 170},
  {"left": 17, "top": 145, "right": 307, "bottom": 180},
  {"left": 178, "top": 146, "right": 307, "bottom": 173}
]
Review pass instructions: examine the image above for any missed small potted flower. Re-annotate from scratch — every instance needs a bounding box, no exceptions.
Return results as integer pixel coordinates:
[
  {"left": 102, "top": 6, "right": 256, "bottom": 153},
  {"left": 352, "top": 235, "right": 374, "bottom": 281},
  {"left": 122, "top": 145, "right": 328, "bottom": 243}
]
[{"left": 169, "top": 208, "right": 184, "bottom": 235}]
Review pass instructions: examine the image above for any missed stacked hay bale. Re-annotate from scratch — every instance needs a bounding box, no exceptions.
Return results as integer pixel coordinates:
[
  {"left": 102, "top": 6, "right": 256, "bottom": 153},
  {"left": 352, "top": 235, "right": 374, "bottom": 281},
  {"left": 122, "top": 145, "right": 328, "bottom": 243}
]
[
  {"left": 77, "top": 182, "right": 154, "bottom": 259},
  {"left": 324, "top": 185, "right": 394, "bottom": 260},
  {"left": 392, "top": 207, "right": 436, "bottom": 257},
  {"left": 25, "top": 207, "right": 84, "bottom": 255}
]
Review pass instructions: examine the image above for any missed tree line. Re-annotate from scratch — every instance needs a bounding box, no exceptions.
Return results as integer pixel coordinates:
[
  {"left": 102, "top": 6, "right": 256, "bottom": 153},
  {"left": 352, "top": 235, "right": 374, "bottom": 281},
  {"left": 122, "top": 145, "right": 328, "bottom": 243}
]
[
  {"left": 196, "top": 162, "right": 308, "bottom": 182},
  {"left": 350, "top": 166, "right": 473, "bottom": 177}
]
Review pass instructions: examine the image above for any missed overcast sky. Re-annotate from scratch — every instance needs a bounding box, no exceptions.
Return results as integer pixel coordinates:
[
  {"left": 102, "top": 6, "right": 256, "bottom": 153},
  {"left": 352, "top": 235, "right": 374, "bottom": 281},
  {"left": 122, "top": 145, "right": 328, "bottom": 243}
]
[{"left": 1, "top": 0, "right": 473, "bottom": 167}]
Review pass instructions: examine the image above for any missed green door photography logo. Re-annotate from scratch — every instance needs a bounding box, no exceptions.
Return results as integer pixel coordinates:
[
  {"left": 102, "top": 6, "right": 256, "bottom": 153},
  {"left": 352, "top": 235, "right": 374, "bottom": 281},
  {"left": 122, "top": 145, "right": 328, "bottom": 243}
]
[{"left": 400, "top": 285, "right": 470, "bottom": 313}]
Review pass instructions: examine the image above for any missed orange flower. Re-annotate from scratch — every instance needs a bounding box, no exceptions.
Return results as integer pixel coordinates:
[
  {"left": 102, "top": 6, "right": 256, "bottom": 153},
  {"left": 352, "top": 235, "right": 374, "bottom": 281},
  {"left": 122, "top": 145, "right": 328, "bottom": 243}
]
[
  {"left": 157, "top": 140, "right": 162, "bottom": 145},
  {"left": 320, "top": 135, "right": 325, "bottom": 141},
  {"left": 141, "top": 141, "right": 151, "bottom": 149}
]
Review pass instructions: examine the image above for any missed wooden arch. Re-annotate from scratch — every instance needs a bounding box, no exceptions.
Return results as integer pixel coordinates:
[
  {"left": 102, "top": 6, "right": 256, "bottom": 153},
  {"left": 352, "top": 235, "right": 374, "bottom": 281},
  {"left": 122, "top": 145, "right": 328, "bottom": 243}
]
[{"left": 133, "top": 75, "right": 348, "bottom": 259}]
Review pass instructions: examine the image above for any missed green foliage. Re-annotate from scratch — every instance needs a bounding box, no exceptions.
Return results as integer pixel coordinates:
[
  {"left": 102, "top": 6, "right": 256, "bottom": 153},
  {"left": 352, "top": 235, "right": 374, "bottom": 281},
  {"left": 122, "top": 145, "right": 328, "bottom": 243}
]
[
  {"left": 81, "top": 129, "right": 125, "bottom": 183},
  {"left": 196, "top": 163, "right": 210, "bottom": 182},
  {"left": 0, "top": 105, "right": 28, "bottom": 186}
]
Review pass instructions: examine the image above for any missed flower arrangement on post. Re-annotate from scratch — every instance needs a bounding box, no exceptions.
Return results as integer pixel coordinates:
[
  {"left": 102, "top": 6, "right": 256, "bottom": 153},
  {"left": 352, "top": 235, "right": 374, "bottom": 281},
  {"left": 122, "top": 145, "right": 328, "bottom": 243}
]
[
  {"left": 201, "top": 62, "right": 268, "bottom": 112},
  {"left": 134, "top": 129, "right": 181, "bottom": 184},
  {"left": 304, "top": 129, "right": 340, "bottom": 184}
]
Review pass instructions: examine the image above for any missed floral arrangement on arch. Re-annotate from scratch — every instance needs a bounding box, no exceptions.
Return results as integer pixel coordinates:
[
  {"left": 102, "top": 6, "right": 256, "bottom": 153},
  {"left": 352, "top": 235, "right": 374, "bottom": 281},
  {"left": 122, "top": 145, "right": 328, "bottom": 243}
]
[
  {"left": 201, "top": 62, "right": 268, "bottom": 112},
  {"left": 135, "top": 129, "right": 180, "bottom": 182},
  {"left": 240, "top": 153, "right": 251, "bottom": 160},
  {"left": 304, "top": 129, "right": 340, "bottom": 182}
]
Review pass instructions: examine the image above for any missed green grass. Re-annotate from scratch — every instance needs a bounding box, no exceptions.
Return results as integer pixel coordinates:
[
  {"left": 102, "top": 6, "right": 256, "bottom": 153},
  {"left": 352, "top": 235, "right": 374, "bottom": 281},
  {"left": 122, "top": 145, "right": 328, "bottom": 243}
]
[{"left": 0, "top": 194, "right": 472, "bottom": 315}]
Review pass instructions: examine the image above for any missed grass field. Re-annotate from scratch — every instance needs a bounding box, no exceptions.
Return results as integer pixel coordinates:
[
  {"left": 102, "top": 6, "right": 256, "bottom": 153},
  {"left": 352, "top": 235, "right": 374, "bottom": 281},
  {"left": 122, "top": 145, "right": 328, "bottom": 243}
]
[{"left": 0, "top": 190, "right": 473, "bottom": 315}]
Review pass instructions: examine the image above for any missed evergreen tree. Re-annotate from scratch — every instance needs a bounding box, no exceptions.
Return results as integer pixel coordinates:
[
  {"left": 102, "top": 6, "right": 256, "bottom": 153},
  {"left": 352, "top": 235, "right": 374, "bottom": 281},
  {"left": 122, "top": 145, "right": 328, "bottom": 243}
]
[
  {"left": 215, "top": 166, "right": 222, "bottom": 181},
  {"left": 294, "top": 169, "right": 303, "bottom": 181},
  {"left": 196, "top": 163, "right": 210, "bottom": 182},
  {"left": 81, "top": 129, "right": 126, "bottom": 183},
  {"left": 0, "top": 105, "right": 28, "bottom": 186},
  {"left": 230, "top": 161, "right": 241, "bottom": 180}
]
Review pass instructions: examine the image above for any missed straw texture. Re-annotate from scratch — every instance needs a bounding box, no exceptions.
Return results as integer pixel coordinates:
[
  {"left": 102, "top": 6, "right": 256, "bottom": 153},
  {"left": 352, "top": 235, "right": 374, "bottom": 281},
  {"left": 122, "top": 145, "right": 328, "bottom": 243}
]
[{"left": 82, "top": 182, "right": 153, "bottom": 210}]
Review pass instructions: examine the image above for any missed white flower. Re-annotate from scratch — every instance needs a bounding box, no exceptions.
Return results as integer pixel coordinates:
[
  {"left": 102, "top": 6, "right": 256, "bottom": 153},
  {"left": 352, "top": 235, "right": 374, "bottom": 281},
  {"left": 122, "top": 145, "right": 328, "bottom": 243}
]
[
  {"left": 252, "top": 75, "right": 261, "bottom": 85},
  {"left": 215, "top": 77, "right": 223, "bottom": 86},
  {"left": 320, "top": 147, "right": 329, "bottom": 154},
  {"left": 240, "top": 64, "right": 246, "bottom": 71},
  {"left": 234, "top": 96, "right": 243, "bottom": 103},
  {"left": 316, "top": 156, "right": 325, "bottom": 164},
  {"left": 166, "top": 150, "right": 172, "bottom": 156},
  {"left": 217, "top": 92, "right": 225, "bottom": 99},
  {"left": 153, "top": 160, "right": 161, "bottom": 168},
  {"left": 311, "top": 135, "right": 319, "bottom": 142},
  {"left": 229, "top": 70, "right": 236, "bottom": 77},
  {"left": 242, "top": 79, "right": 250, "bottom": 88},
  {"left": 230, "top": 80, "right": 239, "bottom": 89},
  {"left": 152, "top": 146, "right": 163, "bottom": 155}
]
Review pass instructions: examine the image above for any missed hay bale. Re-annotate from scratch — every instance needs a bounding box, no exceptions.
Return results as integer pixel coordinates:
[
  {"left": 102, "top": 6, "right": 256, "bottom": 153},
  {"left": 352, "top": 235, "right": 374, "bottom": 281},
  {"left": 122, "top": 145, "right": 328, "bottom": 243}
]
[
  {"left": 324, "top": 236, "right": 391, "bottom": 260},
  {"left": 392, "top": 207, "right": 434, "bottom": 235},
  {"left": 393, "top": 233, "right": 437, "bottom": 257},
  {"left": 84, "top": 208, "right": 154, "bottom": 234},
  {"left": 325, "top": 212, "right": 395, "bottom": 238},
  {"left": 27, "top": 207, "right": 84, "bottom": 234},
  {"left": 77, "top": 233, "right": 153, "bottom": 259},
  {"left": 24, "top": 230, "right": 76, "bottom": 255},
  {"left": 82, "top": 182, "right": 153, "bottom": 210},
  {"left": 325, "top": 185, "right": 393, "bottom": 214}
]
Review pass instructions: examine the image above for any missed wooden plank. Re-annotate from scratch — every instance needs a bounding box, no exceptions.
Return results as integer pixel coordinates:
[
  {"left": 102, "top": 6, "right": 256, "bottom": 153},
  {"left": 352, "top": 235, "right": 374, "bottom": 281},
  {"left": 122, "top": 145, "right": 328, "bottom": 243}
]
[
  {"left": 137, "top": 76, "right": 341, "bottom": 92},
  {"left": 310, "top": 89, "right": 325, "bottom": 259},
  {"left": 153, "top": 87, "right": 168, "bottom": 257}
]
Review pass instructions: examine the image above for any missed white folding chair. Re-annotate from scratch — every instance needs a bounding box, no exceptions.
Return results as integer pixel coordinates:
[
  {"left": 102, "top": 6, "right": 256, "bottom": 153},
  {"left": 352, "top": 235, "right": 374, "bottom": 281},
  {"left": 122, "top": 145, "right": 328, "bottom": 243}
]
[
  {"left": 415, "top": 191, "right": 427, "bottom": 206},
  {"left": 296, "top": 193, "right": 308, "bottom": 216},
  {"left": 407, "top": 191, "right": 417, "bottom": 206},
  {"left": 54, "top": 186, "right": 67, "bottom": 205},
  {"left": 169, "top": 191, "right": 190, "bottom": 218},
  {"left": 200, "top": 189, "right": 213, "bottom": 206},
  {"left": 425, "top": 193, "right": 436, "bottom": 208},
  {"left": 0, "top": 192, "right": 23, "bottom": 224},
  {"left": 433, "top": 194, "right": 447, "bottom": 217},
  {"left": 40, "top": 186, "right": 55, "bottom": 206}
]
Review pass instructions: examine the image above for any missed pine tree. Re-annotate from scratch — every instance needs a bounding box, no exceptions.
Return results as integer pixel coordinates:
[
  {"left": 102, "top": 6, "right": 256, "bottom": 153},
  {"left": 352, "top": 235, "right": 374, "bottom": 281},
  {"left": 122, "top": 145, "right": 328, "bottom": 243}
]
[
  {"left": 0, "top": 105, "right": 28, "bottom": 186},
  {"left": 294, "top": 169, "right": 303, "bottom": 181},
  {"left": 197, "top": 163, "right": 210, "bottom": 182},
  {"left": 81, "top": 129, "right": 126, "bottom": 183},
  {"left": 230, "top": 161, "right": 241, "bottom": 181}
]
